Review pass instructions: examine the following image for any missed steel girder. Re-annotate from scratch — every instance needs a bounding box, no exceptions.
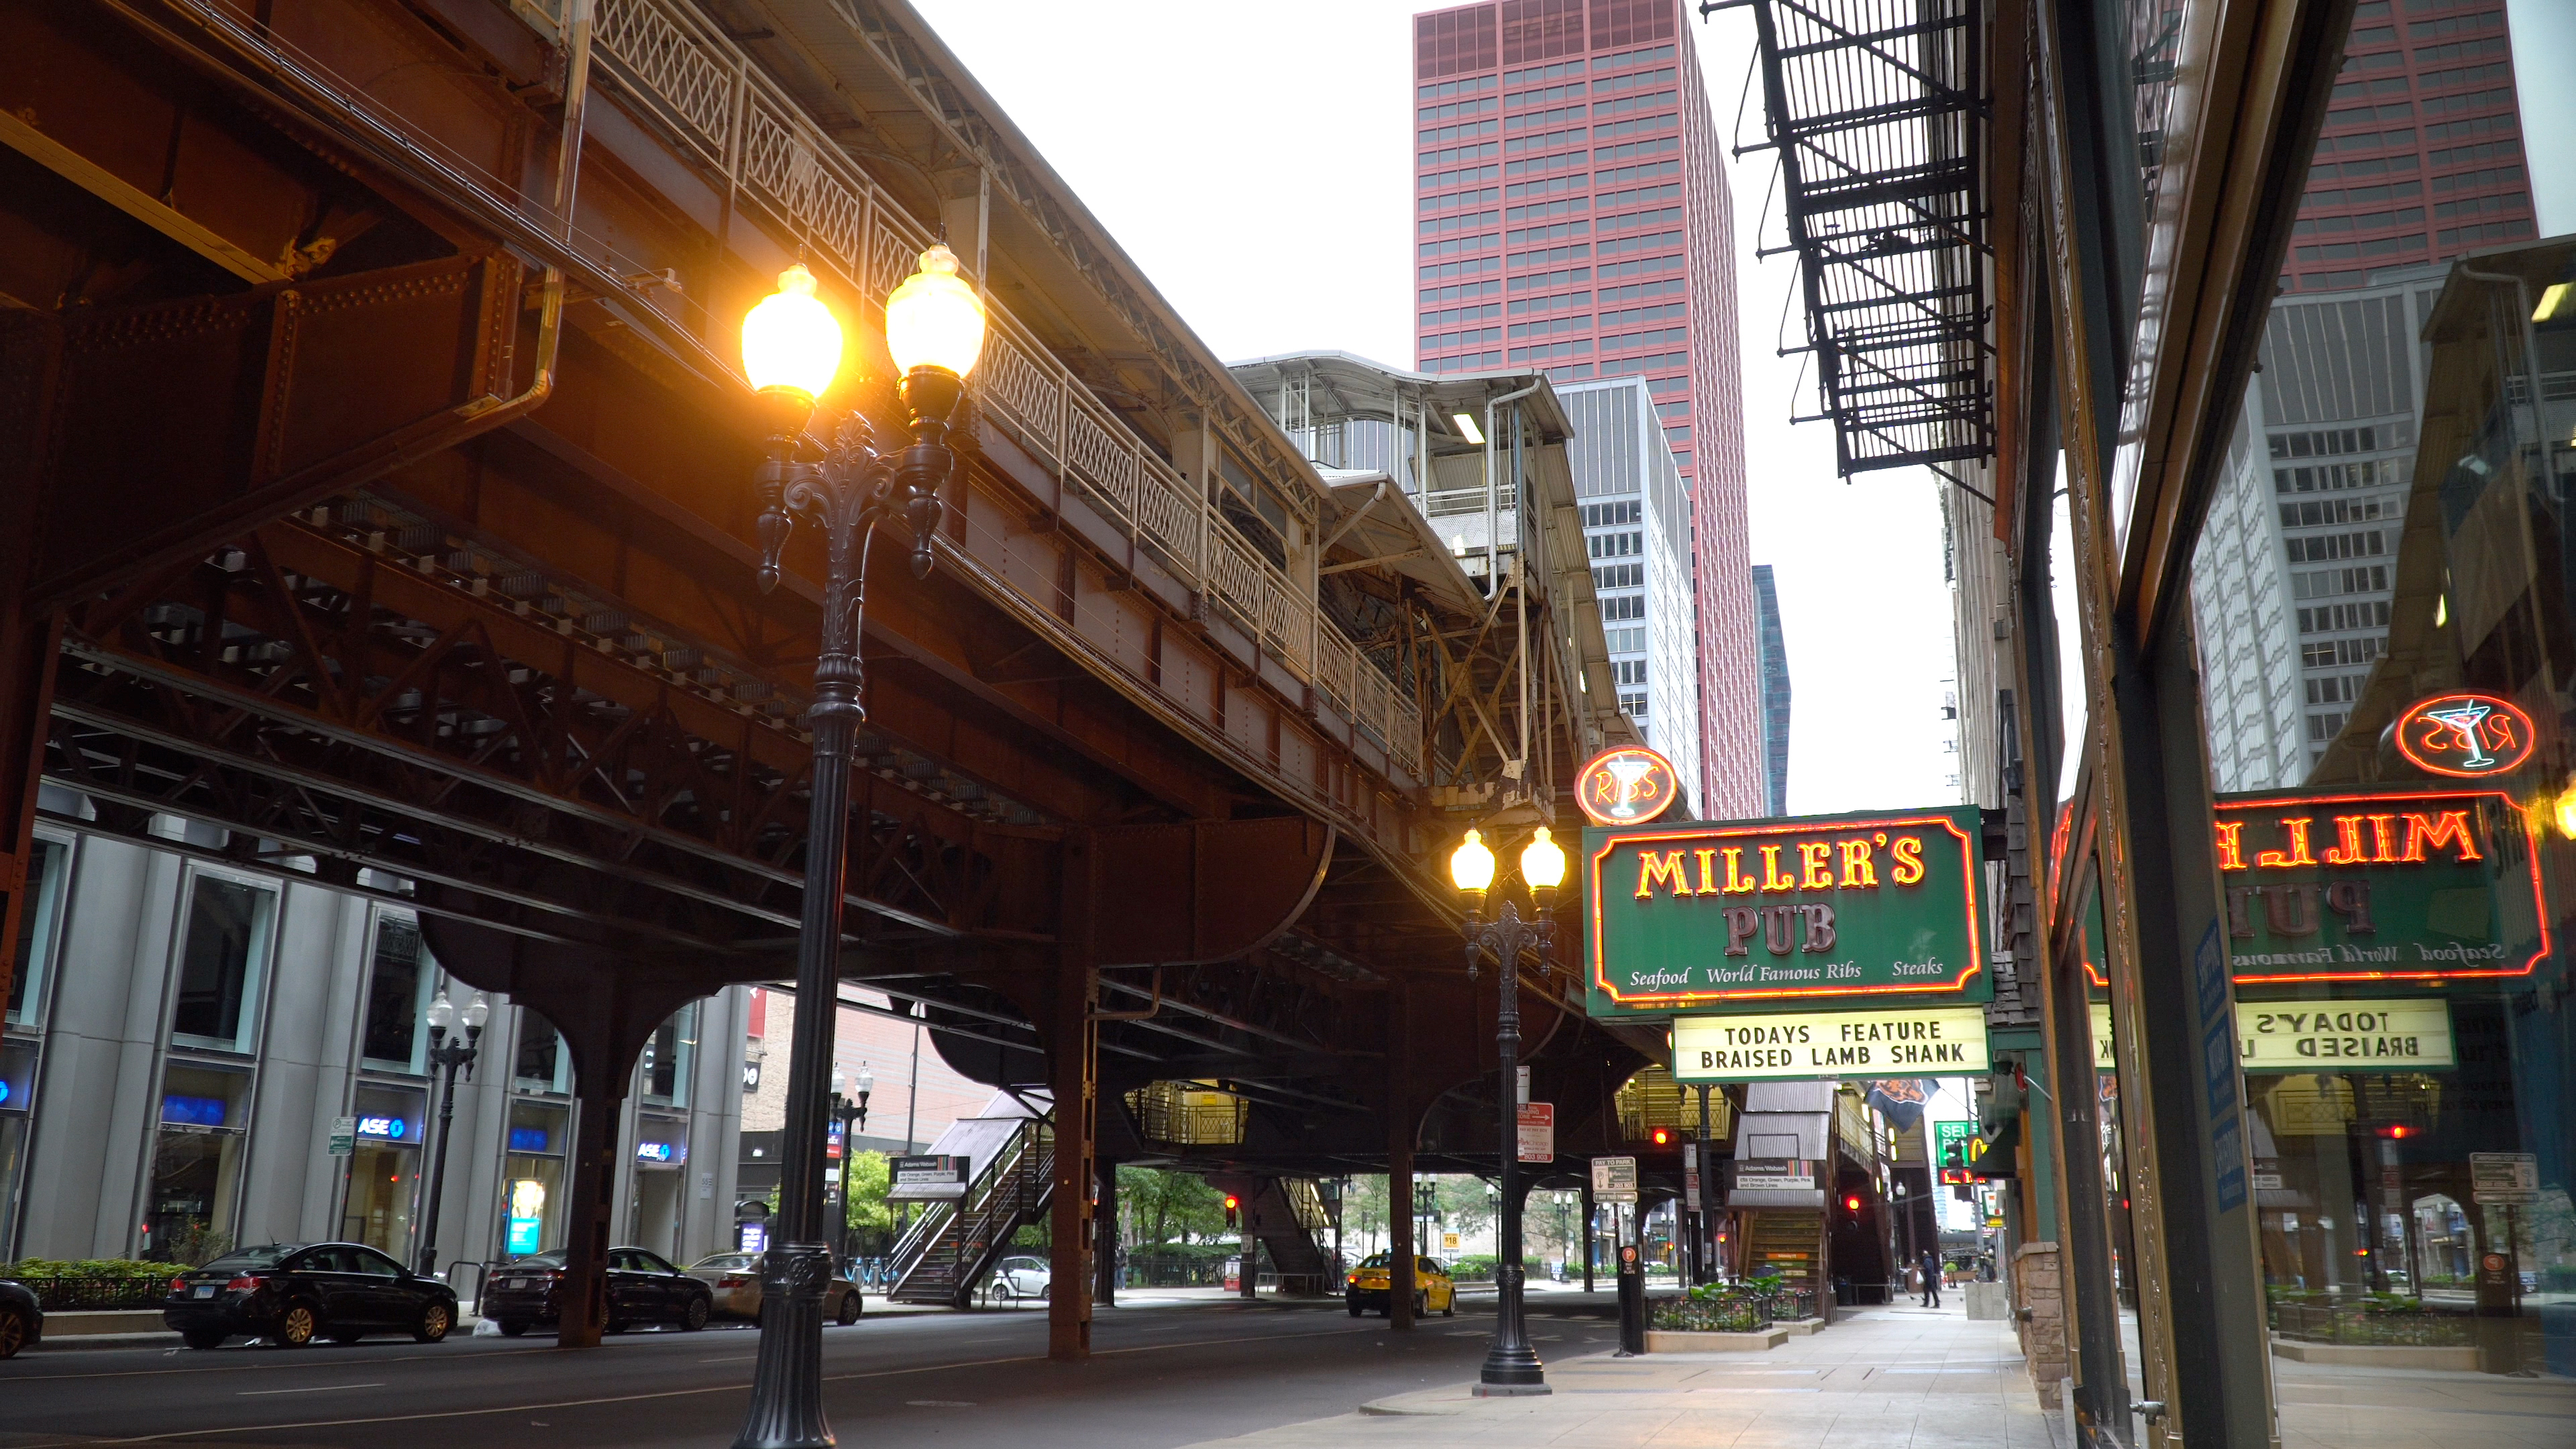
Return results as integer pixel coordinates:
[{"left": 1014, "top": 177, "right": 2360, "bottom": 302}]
[{"left": 45, "top": 519, "right": 1058, "bottom": 955}]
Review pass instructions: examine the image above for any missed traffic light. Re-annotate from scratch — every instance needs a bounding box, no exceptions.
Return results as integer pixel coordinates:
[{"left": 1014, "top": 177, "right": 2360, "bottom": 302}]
[
  {"left": 1224, "top": 1193, "right": 1240, "bottom": 1229},
  {"left": 1843, "top": 1193, "right": 1863, "bottom": 1219},
  {"left": 1650, "top": 1126, "right": 1674, "bottom": 1148},
  {"left": 1939, "top": 1142, "right": 1972, "bottom": 1185}
]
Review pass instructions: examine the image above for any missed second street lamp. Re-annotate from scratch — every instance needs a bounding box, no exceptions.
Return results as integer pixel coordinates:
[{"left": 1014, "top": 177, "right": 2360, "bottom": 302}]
[
  {"left": 414, "top": 989, "right": 488, "bottom": 1277},
  {"left": 731, "top": 246, "right": 983, "bottom": 1449},
  {"left": 1449, "top": 824, "right": 1565, "bottom": 1397}
]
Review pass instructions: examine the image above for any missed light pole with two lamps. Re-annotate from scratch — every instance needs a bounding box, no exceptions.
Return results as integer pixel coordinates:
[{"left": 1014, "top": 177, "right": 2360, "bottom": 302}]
[
  {"left": 828, "top": 1065, "right": 873, "bottom": 1264},
  {"left": 414, "top": 989, "right": 489, "bottom": 1277},
  {"left": 1446, "top": 823, "right": 1566, "bottom": 1397},
  {"left": 730, "top": 246, "right": 985, "bottom": 1449}
]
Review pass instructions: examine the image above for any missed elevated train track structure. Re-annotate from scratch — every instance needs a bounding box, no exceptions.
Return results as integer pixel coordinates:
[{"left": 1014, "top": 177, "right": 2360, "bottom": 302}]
[{"left": 0, "top": 0, "right": 1678, "bottom": 1356}]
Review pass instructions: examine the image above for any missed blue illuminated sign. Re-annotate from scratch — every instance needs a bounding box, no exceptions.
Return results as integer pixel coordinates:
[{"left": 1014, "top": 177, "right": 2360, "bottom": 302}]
[
  {"left": 161, "top": 1093, "right": 227, "bottom": 1127},
  {"left": 0, "top": 1078, "right": 10, "bottom": 1106},
  {"left": 508, "top": 1126, "right": 551, "bottom": 1152},
  {"left": 505, "top": 1216, "right": 542, "bottom": 1255},
  {"left": 355, "top": 1115, "right": 408, "bottom": 1140},
  {"left": 636, "top": 1141, "right": 675, "bottom": 1163}
]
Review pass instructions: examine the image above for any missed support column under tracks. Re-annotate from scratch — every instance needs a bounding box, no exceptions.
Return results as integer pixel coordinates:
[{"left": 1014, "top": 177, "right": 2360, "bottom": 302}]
[{"left": 1049, "top": 832, "right": 1097, "bottom": 1362}]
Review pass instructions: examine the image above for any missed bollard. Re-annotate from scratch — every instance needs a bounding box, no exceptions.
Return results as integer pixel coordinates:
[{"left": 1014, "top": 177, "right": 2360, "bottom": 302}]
[{"left": 1615, "top": 1242, "right": 1646, "bottom": 1355}]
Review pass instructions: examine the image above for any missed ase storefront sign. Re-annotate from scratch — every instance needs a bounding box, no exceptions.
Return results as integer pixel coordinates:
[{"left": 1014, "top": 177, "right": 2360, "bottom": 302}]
[
  {"left": 1586, "top": 806, "right": 1986, "bottom": 1016},
  {"left": 2213, "top": 789, "right": 2544, "bottom": 985},
  {"left": 1672, "top": 1005, "right": 1990, "bottom": 1081}
]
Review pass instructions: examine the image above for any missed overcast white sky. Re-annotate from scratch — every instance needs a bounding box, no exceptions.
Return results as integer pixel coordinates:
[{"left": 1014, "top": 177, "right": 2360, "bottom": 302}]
[
  {"left": 906, "top": 0, "right": 2576, "bottom": 823},
  {"left": 910, "top": 0, "right": 1960, "bottom": 818}
]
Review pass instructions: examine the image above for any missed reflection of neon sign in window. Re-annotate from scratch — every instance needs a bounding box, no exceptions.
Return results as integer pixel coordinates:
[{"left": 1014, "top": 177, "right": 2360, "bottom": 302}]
[
  {"left": 355, "top": 1115, "right": 408, "bottom": 1140},
  {"left": 636, "top": 1141, "right": 676, "bottom": 1163},
  {"left": 161, "top": 1093, "right": 228, "bottom": 1127},
  {"left": 2394, "top": 692, "right": 2535, "bottom": 777},
  {"left": 508, "top": 1126, "right": 551, "bottom": 1152}
]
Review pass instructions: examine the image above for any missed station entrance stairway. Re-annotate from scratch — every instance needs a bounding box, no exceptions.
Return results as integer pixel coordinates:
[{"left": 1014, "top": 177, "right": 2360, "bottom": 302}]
[
  {"left": 884, "top": 1104, "right": 1054, "bottom": 1307},
  {"left": 1233, "top": 1176, "right": 1337, "bottom": 1295},
  {"left": 1738, "top": 1208, "right": 1827, "bottom": 1314}
]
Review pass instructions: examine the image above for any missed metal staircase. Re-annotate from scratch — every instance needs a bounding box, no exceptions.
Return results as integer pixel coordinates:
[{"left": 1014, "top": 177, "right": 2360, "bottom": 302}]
[
  {"left": 1239, "top": 1176, "right": 1336, "bottom": 1295},
  {"left": 885, "top": 1114, "right": 1055, "bottom": 1307},
  {"left": 1740, "top": 1208, "right": 1827, "bottom": 1314}
]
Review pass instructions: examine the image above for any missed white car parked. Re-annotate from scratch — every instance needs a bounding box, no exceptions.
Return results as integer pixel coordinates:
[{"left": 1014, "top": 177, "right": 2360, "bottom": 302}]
[{"left": 981, "top": 1254, "right": 1051, "bottom": 1307}]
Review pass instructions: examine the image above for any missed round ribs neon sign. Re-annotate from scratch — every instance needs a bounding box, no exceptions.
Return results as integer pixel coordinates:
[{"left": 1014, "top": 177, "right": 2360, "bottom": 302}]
[
  {"left": 1576, "top": 745, "right": 1679, "bottom": 826},
  {"left": 2394, "top": 692, "right": 2534, "bottom": 777}
]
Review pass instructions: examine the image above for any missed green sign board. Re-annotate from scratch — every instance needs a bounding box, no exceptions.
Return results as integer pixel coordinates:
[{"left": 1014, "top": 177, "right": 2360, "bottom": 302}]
[
  {"left": 1934, "top": 1119, "right": 1974, "bottom": 1177},
  {"left": 2214, "top": 788, "right": 2543, "bottom": 987},
  {"left": 1585, "top": 805, "right": 1989, "bottom": 1018}
]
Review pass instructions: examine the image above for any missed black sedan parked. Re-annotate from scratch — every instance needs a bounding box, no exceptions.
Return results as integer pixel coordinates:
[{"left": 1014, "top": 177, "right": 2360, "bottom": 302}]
[
  {"left": 479, "top": 1246, "right": 712, "bottom": 1336},
  {"left": 163, "top": 1243, "right": 459, "bottom": 1349},
  {"left": 0, "top": 1277, "right": 41, "bottom": 1358}
]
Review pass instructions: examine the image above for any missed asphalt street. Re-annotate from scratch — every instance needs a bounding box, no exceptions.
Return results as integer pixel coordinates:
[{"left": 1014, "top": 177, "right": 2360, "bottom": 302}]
[{"left": 0, "top": 1292, "right": 1629, "bottom": 1449}]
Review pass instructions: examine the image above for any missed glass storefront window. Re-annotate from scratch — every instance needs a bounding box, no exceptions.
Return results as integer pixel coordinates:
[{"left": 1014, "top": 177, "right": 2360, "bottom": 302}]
[
  {"left": 641, "top": 1002, "right": 696, "bottom": 1108},
  {"left": 514, "top": 1010, "right": 571, "bottom": 1095},
  {"left": 0, "top": 1038, "right": 35, "bottom": 1259},
  {"left": 147, "top": 1062, "right": 251, "bottom": 1263},
  {"left": 631, "top": 1114, "right": 689, "bottom": 1263},
  {"left": 2189, "top": 235, "right": 2576, "bottom": 1379},
  {"left": 7, "top": 835, "right": 67, "bottom": 1026},
  {"left": 360, "top": 915, "right": 433, "bottom": 1073},
  {"left": 170, "top": 875, "right": 274, "bottom": 1054},
  {"left": 341, "top": 1082, "right": 426, "bottom": 1256},
  {"left": 502, "top": 1098, "right": 569, "bottom": 1259}
]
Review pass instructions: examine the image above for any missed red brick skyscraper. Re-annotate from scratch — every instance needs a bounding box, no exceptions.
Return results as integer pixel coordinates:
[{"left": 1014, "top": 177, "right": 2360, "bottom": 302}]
[{"left": 1411, "top": 0, "right": 1760, "bottom": 816}]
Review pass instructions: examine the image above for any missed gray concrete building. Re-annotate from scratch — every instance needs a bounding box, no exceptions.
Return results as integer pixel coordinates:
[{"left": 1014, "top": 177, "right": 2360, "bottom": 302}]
[{"left": 1, "top": 790, "right": 749, "bottom": 1274}]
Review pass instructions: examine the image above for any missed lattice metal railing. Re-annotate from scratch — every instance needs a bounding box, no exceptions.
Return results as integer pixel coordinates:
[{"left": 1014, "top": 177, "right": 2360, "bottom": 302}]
[{"left": 577, "top": 0, "right": 1423, "bottom": 775}]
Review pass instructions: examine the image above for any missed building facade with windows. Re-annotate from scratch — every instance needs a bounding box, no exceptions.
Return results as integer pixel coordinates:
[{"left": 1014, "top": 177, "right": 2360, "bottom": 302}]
[
  {"left": 1560, "top": 376, "right": 1700, "bottom": 808},
  {"left": 2285, "top": 0, "right": 2534, "bottom": 295},
  {"left": 1751, "top": 564, "right": 1789, "bottom": 816},
  {"left": 2192, "top": 258, "right": 2449, "bottom": 785},
  {"left": 0, "top": 790, "right": 750, "bottom": 1273},
  {"left": 1410, "top": 0, "right": 1762, "bottom": 814}
]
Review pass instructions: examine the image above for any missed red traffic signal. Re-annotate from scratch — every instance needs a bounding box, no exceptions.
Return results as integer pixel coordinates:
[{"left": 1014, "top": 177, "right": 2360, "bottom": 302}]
[
  {"left": 1223, "top": 1193, "right": 1240, "bottom": 1228},
  {"left": 1650, "top": 1126, "right": 1674, "bottom": 1147},
  {"left": 1843, "top": 1194, "right": 1863, "bottom": 1213}
]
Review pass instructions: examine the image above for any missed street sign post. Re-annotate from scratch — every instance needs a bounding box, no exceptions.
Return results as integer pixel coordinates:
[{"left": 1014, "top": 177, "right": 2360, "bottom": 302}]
[
  {"left": 327, "top": 1116, "right": 356, "bottom": 1157},
  {"left": 1591, "top": 1155, "right": 1638, "bottom": 1203},
  {"left": 1517, "top": 1102, "right": 1554, "bottom": 1163}
]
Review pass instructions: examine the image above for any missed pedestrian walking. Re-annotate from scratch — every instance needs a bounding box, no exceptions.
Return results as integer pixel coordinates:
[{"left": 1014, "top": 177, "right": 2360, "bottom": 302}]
[{"left": 1919, "top": 1248, "right": 1942, "bottom": 1308}]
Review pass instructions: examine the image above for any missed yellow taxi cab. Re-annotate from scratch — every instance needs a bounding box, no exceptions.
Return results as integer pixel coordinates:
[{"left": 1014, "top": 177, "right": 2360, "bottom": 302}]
[{"left": 1344, "top": 1252, "right": 1456, "bottom": 1318}]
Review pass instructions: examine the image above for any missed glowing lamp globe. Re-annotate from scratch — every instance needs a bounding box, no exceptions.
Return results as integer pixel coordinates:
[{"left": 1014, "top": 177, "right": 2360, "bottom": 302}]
[
  {"left": 1449, "top": 828, "right": 1497, "bottom": 896},
  {"left": 741, "top": 263, "right": 845, "bottom": 402},
  {"left": 1520, "top": 825, "right": 1566, "bottom": 892},
  {"left": 883, "top": 245, "right": 986, "bottom": 380}
]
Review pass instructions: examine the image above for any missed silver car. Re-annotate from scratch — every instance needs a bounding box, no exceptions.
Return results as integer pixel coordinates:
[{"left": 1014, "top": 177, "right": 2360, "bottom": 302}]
[
  {"left": 981, "top": 1254, "right": 1051, "bottom": 1307},
  {"left": 685, "top": 1252, "right": 863, "bottom": 1325}
]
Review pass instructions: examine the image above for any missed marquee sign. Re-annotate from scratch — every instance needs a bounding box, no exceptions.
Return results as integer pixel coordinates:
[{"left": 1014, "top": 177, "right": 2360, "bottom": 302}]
[
  {"left": 2214, "top": 788, "right": 2545, "bottom": 983},
  {"left": 2392, "top": 692, "right": 2534, "bottom": 777},
  {"left": 1585, "top": 805, "right": 1986, "bottom": 1017},
  {"left": 1575, "top": 745, "right": 1681, "bottom": 826},
  {"left": 1672, "top": 1005, "right": 1990, "bottom": 1080}
]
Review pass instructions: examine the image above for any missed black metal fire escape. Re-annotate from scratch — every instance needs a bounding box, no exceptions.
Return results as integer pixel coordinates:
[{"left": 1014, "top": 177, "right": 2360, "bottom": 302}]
[{"left": 1708, "top": 0, "right": 1994, "bottom": 487}]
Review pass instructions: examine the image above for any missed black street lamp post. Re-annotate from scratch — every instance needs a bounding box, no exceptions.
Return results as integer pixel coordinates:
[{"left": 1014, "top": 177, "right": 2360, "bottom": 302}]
[
  {"left": 828, "top": 1065, "right": 873, "bottom": 1263},
  {"left": 1446, "top": 825, "right": 1566, "bottom": 1398},
  {"left": 415, "top": 989, "right": 488, "bottom": 1277},
  {"left": 729, "top": 249, "right": 983, "bottom": 1449}
]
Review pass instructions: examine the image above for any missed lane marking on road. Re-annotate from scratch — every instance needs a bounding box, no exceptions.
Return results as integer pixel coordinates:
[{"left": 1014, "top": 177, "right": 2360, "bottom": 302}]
[
  {"left": 0, "top": 1346, "right": 554, "bottom": 1383},
  {"left": 48, "top": 1323, "right": 1385, "bottom": 1443},
  {"left": 237, "top": 1383, "right": 384, "bottom": 1395}
]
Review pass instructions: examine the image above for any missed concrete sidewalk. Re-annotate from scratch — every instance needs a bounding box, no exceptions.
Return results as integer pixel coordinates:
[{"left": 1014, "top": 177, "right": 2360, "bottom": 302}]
[{"left": 1174, "top": 1302, "right": 2053, "bottom": 1449}]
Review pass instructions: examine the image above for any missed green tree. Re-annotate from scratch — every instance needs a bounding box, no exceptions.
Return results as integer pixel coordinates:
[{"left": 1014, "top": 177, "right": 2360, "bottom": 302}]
[
  {"left": 841, "top": 1151, "right": 893, "bottom": 1250},
  {"left": 1118, "top": 1165, "right": 1228, "bottom": 1244}
]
